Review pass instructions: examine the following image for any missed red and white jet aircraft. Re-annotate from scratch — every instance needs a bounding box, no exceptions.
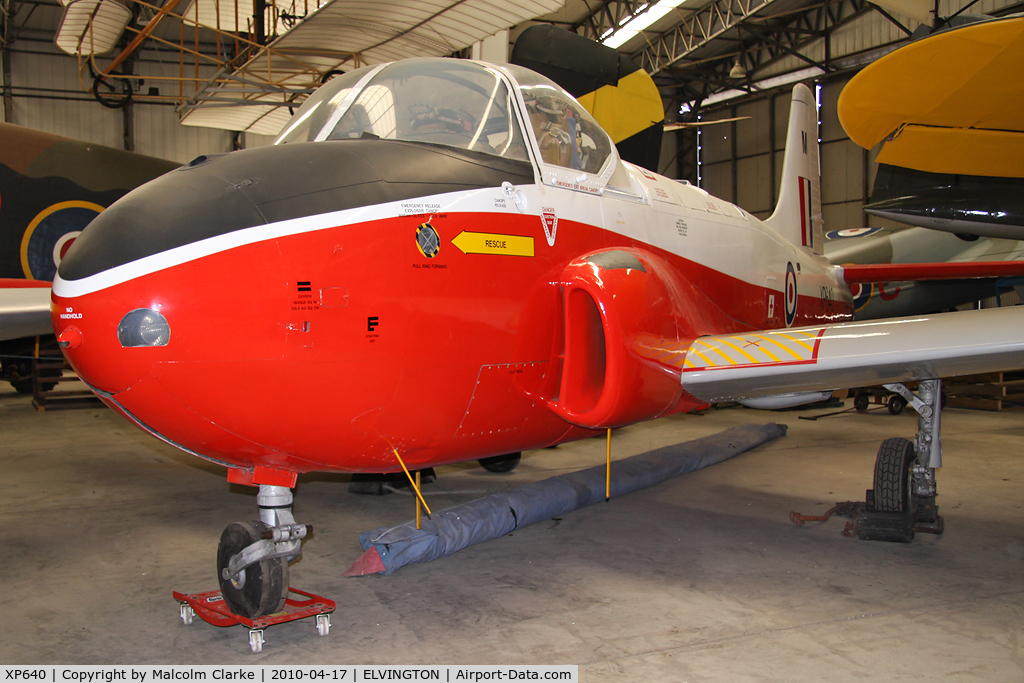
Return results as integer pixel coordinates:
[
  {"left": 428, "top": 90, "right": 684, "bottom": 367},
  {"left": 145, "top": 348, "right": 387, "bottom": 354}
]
[{"left": 50, "top": 58, "right": 1024, "bottom": 618}]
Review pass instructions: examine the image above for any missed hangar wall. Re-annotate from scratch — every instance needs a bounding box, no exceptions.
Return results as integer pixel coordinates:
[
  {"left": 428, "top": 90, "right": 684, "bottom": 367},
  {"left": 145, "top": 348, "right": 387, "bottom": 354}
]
[
  {"left": 2, "top": 45, "right": 268, "bottom": 164},
  {"left": 697, "top": 74, "right": 907, "bottom": 233}
]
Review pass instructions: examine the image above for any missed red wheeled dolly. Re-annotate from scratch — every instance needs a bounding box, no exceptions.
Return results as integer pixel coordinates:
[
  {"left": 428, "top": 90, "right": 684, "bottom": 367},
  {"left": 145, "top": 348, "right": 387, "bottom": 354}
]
[{"left": 173, "top": 588, "right": 336, "bottom": 653}]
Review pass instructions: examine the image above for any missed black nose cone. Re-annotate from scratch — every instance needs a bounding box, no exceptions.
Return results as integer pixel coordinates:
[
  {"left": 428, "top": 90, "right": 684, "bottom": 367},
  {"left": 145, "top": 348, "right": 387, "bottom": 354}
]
[
  {"left": 57, "top": 153, "right": 267, "bottom": 282},
  {"left": 58, "top": 138, "right": 536, "bottom": 282}
]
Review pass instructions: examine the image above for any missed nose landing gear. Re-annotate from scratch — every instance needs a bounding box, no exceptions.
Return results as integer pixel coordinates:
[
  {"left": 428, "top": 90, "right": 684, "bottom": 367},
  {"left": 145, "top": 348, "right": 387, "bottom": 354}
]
[
  {"left": 177, "top": 481, "right": 333, "bottom": 651},
  {"left": 216, "top": 485, "right": 310, "bottom": 618}
]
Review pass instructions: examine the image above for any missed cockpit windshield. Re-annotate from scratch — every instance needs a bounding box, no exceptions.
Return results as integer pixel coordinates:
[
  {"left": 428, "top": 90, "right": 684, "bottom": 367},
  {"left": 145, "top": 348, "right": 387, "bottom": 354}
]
[
  {"left": 274, "top": 65, "right": 376, "bottom": 146},
  {"left": 275, "top": 59, "right": 529, "bottom": 162},
  {"left": 502, "top": 65, "right": 613, "bottom": 175}
]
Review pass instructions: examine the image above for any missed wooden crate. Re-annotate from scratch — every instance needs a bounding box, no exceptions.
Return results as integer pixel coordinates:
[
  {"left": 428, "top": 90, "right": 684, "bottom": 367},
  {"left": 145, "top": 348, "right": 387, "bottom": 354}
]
[
  {"left": 31, "top": 351, "right": 102, "bottom": 411},
  {"left": 945, "top": 371, "right": 1024, "bottom": 411}
]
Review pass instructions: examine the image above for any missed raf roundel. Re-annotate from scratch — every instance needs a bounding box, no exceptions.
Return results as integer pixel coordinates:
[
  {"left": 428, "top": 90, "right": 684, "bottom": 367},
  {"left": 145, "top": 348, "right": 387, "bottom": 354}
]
[
  {"left": 416, "top": 223, "right": 440, "bottom": 259},
  {"left": 21, "top": 201, "right": 103, "bottom": 280},
  {"left": 784, "top": 262, "right": 798, "bottom": 327},
  {"left": 825, "top": 226, "right": 883, "bottom": 240},
  {"left": 850, "top": 281, "right": 873, "bottom": 312}
]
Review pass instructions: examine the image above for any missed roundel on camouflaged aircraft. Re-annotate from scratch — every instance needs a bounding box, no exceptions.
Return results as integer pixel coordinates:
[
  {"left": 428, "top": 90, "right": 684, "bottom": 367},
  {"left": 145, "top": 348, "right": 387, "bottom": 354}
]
[
  {"left": 849, "top": 281, "right": 873, "bottom": 312},
  {"left": 21, "top": 200, "right": 103, "bottom": 280},
  {"left": 785, "top": 262, "right": 798, "bottom": 327}
]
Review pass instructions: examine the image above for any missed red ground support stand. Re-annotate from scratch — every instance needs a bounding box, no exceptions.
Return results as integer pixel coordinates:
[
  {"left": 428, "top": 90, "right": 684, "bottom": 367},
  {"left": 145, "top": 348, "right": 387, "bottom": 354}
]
[{"left": 173, "top": 588, "right": 336, "bottom": 653}]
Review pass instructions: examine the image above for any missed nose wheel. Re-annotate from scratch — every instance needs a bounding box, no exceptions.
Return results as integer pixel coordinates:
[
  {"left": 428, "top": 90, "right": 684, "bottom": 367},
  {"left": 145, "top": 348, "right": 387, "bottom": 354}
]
[
  {"left": 217, "top": 520, "right": 290, "bottom": 618},
  {"left": 216, "top": 484, "right": 310, "bottom": 619},
  {"left": 177, "top": 480, "right": 331, "bottom": 652}
]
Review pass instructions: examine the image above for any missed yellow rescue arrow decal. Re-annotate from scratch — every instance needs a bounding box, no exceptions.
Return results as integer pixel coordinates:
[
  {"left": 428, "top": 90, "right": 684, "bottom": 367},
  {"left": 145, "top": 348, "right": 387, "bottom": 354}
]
[{"left": 451, "top": 231, "right": 534, "bottom": 257}]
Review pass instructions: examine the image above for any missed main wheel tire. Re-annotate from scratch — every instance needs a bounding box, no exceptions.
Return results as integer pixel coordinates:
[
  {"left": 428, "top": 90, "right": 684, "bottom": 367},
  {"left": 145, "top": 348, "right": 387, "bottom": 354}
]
[
  {"left": 872, "top": 437, "right": 916, "bottom": 513},
  {"left": 887, "top": 394, "right": 907, "bottom": 415},
  {"left": 217, "top": 521, "right": 289, "bottom": 619},
  {"left": 479, "top": 452, "right": 521, "bottom": 473}
]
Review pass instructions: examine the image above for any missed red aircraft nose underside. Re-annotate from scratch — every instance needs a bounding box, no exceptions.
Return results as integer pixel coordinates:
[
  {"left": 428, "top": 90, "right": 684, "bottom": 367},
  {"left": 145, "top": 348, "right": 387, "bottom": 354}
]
[
  {"left": 53, "top": 207, "right": 839, "bottom": 474},
  {"left": 52, "top": 213, "right": 610, "bottom": 472}
]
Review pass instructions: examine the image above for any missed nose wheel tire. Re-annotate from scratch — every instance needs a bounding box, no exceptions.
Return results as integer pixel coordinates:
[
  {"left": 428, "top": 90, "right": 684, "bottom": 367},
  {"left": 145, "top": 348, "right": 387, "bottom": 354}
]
[{"left": 217, "top": 521, "right": 289, "bottom": 619}]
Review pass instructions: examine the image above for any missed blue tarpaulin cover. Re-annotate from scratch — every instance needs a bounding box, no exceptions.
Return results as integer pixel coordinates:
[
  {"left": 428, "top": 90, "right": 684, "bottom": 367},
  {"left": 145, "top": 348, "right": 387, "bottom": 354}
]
[{"left": 352, "top": 422, "right": 787, "bottom": 576}]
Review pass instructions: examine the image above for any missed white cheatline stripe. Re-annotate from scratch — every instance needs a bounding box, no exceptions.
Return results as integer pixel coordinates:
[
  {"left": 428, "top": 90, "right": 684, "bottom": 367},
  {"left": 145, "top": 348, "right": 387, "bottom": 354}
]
[{"left": 52, "top": 187, "right": 513, "bottom": 299}]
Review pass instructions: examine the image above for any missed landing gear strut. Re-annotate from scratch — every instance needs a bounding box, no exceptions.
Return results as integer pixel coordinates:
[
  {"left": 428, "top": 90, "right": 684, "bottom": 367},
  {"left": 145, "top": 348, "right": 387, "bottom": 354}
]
[
  {"left": 217, "top": 485, "right": 310, "bottom": 618},
  {"left": 857, "top": 379, "right": 944, "bottom": 542}
]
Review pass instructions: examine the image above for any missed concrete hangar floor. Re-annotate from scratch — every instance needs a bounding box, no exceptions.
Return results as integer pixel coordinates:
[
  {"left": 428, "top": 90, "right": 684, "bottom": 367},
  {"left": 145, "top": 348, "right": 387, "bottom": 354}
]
[{"left": 2, "top": 386, "right": 1023, "bottom": 680}]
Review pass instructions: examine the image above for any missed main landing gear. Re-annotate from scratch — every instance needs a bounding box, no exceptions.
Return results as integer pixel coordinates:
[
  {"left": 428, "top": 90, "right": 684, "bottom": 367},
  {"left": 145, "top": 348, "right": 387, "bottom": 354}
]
[
  {"left": 348, "top": 453, "right": 523, "bottom": 496},
  {"left": 217, "top": 485, "right": 310, "bottom": 618},
  {"left": 478, "top": 452, "right": 522, "bottom": 473},
  {"left": 857, "top": 379, "right": 945, "bottom": 543}
]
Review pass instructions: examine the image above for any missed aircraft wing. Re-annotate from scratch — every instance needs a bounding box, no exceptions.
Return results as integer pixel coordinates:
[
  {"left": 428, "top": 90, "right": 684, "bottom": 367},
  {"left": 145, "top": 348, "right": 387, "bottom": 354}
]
[
  {"left": 839, "top": 260, "right": 1024, "bottom": 283},
  {"left": 679, "top": 307, "right": 1024, "bottom": 404},
  {"left": 0, "top": 280, "right": 53, "bottom": 342},
  {"left": 679, "top": 307, "right": 1024, "bottom": 403},
  {"left": 837, "top": 16, "right": 1024, "bottom": 178},
  {"left": 680, "top": 260, "right": 1024, "bottom": 402}
]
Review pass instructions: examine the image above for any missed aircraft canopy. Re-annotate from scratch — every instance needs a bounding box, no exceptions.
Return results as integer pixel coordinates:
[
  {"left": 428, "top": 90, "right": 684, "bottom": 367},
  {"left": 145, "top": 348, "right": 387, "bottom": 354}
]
[{"left": 275, "top": 58, "right": 614, "bottom": 177}]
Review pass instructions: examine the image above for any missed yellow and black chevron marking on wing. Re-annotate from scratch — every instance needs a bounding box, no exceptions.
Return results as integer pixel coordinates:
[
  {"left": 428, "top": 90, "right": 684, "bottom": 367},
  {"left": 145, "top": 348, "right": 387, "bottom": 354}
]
[{"left": 683, "top": 328, "right": 827, "bottom": 371}]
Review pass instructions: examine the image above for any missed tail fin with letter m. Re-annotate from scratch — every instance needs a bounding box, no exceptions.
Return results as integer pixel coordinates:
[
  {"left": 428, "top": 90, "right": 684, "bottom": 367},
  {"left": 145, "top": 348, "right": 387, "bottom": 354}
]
[{"left": 764, "top": 84, "right": 823, "bottom": 255}]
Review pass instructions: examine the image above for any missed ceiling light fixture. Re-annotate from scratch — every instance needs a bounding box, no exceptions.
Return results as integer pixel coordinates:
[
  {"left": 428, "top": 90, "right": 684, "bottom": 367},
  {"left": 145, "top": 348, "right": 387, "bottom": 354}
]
[{"left": 602, "top": 0, "right": 687, "bottom": 50}]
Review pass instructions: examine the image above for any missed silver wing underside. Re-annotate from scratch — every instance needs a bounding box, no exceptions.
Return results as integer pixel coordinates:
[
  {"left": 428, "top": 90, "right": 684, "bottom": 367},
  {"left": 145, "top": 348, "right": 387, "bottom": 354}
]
[
  {"left": 0, "top": 287, "right": 53, "bottom": 342},
  {"left": 680, "top": 307, "right": 1024, "bottom": 403}
]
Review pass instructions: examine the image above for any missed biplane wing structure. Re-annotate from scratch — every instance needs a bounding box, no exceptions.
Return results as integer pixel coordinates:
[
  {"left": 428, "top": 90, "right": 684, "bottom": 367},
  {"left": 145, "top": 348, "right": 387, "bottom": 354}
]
[
  {"left": 177, "top": 0, "right": 566, "bottom": 135},
  {"left": 838, "top": 15, "right": 1024, "bottom": 178}
]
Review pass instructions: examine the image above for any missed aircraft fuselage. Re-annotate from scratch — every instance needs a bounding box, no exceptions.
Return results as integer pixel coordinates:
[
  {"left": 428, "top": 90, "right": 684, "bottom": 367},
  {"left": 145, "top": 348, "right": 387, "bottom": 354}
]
[{"left": 50, "top": 59, "right": 852, "bottom": 478}]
